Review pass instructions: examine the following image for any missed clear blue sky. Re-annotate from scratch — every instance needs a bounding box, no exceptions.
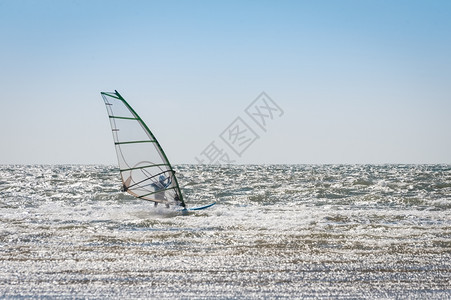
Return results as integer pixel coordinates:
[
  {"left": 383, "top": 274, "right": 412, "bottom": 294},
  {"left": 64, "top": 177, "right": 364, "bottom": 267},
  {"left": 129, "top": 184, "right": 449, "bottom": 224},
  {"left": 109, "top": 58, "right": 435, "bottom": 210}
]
[{"left": 1, "top": 0, "right": 450, "bottom": 164}]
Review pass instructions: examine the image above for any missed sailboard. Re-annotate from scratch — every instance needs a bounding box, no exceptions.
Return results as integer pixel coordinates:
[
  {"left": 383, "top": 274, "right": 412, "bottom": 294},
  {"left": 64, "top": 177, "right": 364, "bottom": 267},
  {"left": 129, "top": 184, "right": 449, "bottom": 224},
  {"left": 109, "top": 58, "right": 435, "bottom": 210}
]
[{"left": 101, "top": 90, "right": 215, "bottom": 212}]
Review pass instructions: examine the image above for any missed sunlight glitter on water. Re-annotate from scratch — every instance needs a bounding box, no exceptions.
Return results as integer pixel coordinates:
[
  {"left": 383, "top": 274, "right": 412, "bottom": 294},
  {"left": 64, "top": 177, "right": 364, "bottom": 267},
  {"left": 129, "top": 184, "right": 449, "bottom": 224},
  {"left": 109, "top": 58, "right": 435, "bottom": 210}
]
[{"left": 1, "top": 165, "right": 450, "bottom": 298}]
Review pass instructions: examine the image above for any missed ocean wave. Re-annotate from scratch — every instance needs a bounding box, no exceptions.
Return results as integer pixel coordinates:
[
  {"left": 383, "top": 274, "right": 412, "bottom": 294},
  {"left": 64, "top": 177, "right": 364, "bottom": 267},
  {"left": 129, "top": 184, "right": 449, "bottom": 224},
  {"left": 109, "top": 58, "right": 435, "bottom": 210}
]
[{"left": 0, "top": 164, "right": 450, "bottom": 298}]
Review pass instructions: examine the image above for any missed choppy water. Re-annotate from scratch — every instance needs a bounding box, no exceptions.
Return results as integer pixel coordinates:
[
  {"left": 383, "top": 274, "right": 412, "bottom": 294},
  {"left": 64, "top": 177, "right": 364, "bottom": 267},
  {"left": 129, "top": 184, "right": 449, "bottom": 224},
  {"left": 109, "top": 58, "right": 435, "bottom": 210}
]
[{"left": 1, "top": 164, "right": 450, "bottom": 299}]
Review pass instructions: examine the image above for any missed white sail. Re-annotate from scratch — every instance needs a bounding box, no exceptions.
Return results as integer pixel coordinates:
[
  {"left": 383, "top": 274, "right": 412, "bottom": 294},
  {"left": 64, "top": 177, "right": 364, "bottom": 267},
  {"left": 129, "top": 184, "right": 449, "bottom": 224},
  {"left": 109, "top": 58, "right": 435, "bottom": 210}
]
[{"left": 101, "top": 90, "right": 185, "bottom": 207}]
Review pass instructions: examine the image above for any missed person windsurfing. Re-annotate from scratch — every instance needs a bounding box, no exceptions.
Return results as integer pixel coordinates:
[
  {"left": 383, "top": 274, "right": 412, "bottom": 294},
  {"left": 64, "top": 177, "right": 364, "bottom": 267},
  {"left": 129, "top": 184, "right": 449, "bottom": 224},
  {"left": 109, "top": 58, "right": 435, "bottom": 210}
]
[{"left": 151, "top": 175, "right": 171, "bottom": 207}]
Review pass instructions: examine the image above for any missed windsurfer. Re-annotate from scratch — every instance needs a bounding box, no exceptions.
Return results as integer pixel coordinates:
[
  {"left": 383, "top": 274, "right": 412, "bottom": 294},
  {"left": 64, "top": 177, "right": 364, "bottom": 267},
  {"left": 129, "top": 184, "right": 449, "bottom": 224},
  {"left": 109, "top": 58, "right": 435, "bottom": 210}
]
[{"left": 151, "top": 175, "right": 171, "bottom": 207}]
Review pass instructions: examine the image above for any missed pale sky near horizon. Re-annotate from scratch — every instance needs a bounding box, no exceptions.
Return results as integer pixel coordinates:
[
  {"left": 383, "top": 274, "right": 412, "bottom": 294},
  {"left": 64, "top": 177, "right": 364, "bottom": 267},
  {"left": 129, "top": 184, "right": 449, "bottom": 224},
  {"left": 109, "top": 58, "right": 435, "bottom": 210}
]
[{"left": 1, "top": 0, "right": 450, "bottom": 165}]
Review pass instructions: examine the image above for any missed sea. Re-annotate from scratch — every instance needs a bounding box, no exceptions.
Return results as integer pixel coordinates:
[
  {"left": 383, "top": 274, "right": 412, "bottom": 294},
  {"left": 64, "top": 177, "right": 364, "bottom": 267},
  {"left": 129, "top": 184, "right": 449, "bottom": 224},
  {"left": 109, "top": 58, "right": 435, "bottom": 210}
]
[{"left": 1, "top": 164, "right": 450, "bottom": 299}]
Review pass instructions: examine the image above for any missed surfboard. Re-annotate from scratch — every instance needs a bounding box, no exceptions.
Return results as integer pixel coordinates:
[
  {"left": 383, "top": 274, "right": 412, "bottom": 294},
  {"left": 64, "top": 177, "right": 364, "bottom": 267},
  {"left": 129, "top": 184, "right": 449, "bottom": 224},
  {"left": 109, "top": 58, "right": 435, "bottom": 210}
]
[{"left": 184, "top": 202, "right": 216, "bottom": 211}]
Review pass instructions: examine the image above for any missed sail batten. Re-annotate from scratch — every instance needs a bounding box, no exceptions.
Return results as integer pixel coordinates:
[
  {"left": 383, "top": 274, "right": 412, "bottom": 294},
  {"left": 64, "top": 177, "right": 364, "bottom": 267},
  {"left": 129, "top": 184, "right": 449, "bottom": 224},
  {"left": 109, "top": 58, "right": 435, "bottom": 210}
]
[
  {"left": 109, "top": 116, "right": 139, "bottom": 120},
  {"left": 114, "top": 140, "right": 156, "bottom": 145},
  {"left": 101, "top": 90, "right": 185, "bottom": 208},
  {"left": 138, "top": 186, "right": 178, "bottom": 198},
  {"left": 120, "top": 163, "right": 170, "bottom": 172}
]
